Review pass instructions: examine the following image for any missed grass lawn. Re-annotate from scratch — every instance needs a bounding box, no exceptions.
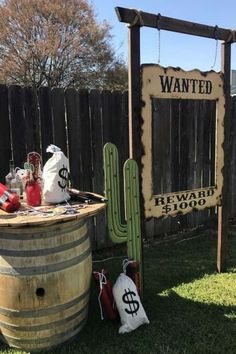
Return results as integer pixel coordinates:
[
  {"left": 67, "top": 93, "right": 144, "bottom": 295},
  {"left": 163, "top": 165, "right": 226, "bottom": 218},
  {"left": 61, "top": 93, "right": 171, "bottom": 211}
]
[{"left": 1, "top": 230, "right": 236, "bottom": 354}]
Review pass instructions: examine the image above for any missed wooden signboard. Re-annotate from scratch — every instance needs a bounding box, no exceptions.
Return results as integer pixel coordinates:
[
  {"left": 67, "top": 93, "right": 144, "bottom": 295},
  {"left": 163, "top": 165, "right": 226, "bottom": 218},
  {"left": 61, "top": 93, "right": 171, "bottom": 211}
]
[{"left": 141, "top": 64, "right": 225, "bottom": 218}]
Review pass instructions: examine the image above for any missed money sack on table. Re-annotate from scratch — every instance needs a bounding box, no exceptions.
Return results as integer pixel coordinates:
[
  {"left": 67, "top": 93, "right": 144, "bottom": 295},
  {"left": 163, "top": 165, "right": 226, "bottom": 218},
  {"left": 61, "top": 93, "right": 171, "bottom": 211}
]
[{"left": 42, "top": 145, "right": 70, "bottom": 204}]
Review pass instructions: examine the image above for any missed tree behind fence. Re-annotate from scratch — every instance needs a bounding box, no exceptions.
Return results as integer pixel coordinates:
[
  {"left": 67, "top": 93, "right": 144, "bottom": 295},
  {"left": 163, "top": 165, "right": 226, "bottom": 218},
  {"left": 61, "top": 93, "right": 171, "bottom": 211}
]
[{"left": 0, "top": 85, "right": 235, "bottom": 249}]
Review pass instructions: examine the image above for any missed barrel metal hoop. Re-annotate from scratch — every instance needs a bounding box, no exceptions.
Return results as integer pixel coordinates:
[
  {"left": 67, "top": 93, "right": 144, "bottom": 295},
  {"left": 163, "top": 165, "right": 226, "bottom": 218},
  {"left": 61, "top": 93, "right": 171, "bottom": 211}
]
[
  {"left": 0, "top": 304, "right": 88, "bottom": 332},
  {"left": 1, "top": 319, "right": 87, "bottom": 346},
  {"left": 0, "top": 219, "right": 86, "bottom": 240},
  {"left": 0, "top": 246, "right": 91, "bottom": 275},
  {"left": 0, "top": 229, "right": 88, "bottom": 257}
]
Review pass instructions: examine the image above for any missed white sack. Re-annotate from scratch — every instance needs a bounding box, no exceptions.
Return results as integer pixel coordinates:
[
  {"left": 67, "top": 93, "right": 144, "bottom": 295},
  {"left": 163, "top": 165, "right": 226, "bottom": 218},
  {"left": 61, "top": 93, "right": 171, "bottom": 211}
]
[
  {"left": 42, "top": 145, "right": 70, "bottom": 203},
  {"left": 113, "top": 273, "right": 149, "bottom": 334}
]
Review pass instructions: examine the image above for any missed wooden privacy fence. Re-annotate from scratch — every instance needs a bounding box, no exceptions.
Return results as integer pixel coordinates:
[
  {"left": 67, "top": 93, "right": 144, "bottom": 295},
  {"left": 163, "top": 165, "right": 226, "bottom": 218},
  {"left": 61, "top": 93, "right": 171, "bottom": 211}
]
[{"left": 1, "top": 84, "right": 236, "bottom": 249}]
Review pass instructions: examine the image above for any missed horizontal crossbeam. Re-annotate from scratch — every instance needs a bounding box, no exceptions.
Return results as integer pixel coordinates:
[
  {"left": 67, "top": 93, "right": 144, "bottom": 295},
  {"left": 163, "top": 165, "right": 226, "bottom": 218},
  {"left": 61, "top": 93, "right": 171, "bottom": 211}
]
[{"left": 115, "top": 7, "right": 236, "bottom": 43}]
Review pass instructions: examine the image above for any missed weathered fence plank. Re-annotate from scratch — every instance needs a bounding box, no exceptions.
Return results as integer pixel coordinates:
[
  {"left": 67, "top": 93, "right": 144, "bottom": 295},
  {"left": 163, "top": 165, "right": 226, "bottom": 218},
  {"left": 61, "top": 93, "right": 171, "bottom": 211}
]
[
  {"left": 171, "top": 100, "right": 181, "bottom": 193},
  {"left": 89, "top": 90, "right": 107, "bottom": 249},
  {"left": 51, "top": 88, "right": 67, "bottom": 155},
  {"left": 78, "top": 89, "right": 93, "bottom": 191},
  {"left": 179, "top": 100, "right": 190, "bottom": 192},
  {"left": 9, "top": 86, "right": 27, "bottom": 168},
  {"left": 65, "top": 88, "right": 83, "bottom": 189},
  {"left": 102, "top": 90, "right": 129, "bottom": 219},
  {"left": 38, "top": 87, "right": 54, "bottom": 163},
  {"left": 24, "top": 87, "right": 41, "bottom": 154},
  {"left": 0, "top": 85, "right": 11, "bottom": 182},
  {"left": 65, "top": 88, "right": 97, "bottom": 250}
]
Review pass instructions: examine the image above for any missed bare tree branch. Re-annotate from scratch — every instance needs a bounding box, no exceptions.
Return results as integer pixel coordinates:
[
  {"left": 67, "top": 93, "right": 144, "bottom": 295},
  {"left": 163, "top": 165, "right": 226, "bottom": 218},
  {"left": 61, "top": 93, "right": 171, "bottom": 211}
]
[{"left": 0, "top": 0, "right": 127, "bottom": 89}]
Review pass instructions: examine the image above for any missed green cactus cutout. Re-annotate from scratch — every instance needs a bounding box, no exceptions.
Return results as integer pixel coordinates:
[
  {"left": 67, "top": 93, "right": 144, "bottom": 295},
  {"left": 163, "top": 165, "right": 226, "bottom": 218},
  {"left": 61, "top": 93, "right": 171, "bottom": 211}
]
[
  {"left": 103, "top": 142, "right": 127, "bottom": 243},
  {"left": 103, "top": 143, "right": 143, "bottom": 291}
]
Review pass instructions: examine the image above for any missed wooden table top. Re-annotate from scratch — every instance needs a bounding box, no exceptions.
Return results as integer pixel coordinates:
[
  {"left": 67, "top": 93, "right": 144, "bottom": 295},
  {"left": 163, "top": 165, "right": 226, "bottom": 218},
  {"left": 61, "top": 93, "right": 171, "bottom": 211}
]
[{"left": 0, "top": 201, "right": 106, "bottom": 228}]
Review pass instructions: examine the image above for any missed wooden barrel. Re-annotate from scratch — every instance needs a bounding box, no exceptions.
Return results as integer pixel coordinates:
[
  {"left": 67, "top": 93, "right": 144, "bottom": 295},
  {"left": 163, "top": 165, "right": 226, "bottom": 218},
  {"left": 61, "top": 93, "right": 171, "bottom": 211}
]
[{"left": 0, "top": 218, "right": 92, "bottom": 351}]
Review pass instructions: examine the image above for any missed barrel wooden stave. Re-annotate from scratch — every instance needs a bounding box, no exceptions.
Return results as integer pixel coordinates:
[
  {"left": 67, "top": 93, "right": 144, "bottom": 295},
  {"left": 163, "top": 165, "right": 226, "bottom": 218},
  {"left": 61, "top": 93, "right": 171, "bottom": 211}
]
[{"left": 0, "top": 219, "right": 92, "bottom": 351}]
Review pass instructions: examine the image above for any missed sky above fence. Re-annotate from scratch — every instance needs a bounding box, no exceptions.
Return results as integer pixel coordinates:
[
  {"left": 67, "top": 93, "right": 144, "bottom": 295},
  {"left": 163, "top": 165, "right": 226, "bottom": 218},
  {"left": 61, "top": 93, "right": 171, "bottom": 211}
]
[{"left": 92, "top": 0, "right": 236, "bottom": 72}]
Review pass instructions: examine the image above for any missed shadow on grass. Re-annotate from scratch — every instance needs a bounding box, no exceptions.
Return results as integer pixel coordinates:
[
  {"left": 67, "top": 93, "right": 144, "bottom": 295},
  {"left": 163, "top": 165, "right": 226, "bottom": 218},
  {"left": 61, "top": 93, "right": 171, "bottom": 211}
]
[{"left": 145, "top": 289, "right": 236, "bottom": 354}]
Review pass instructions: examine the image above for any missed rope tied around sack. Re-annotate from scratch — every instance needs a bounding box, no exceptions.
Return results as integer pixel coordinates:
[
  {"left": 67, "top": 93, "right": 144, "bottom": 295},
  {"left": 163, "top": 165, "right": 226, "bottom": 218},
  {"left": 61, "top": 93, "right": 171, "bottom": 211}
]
[
  {"left": 122, "top": 258, "right": 135, "bottom": 274},
  {"left": 94, "top": 270, "right": 107, "bottom": 320}
]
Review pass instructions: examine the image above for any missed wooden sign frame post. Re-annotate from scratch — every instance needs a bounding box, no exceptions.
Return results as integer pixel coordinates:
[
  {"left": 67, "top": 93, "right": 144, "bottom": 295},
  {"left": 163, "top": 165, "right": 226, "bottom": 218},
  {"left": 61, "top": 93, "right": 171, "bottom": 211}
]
[{"left": 116, "top": 7, "right": 236, "bottom": 272}]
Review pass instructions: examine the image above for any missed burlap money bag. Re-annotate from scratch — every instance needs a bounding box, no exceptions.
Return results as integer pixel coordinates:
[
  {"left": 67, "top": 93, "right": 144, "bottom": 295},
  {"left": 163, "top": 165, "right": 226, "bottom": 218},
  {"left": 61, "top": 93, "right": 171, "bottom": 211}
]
[
  {"left": 113, "top": 273, "right": 149, "bottom": 334},
  {"left": 42, "top": 145, "right": 70, "bottom": 203}
]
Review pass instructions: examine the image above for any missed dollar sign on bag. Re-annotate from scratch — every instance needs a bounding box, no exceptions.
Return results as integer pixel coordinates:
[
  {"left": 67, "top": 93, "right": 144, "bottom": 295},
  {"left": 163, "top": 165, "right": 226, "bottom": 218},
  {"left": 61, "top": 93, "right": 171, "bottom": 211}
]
[
  {"left": 58, "top": 165, "right": 68, "bottom": 190},
  {"left": 122, "top": 288, "right": 140, "bottom": 317}
]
